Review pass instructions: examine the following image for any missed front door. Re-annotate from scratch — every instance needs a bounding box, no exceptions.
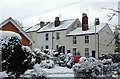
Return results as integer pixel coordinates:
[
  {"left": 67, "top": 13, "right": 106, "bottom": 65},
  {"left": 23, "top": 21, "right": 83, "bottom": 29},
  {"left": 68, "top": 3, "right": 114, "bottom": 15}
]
[{"left": 92, "top": 50, "right": 95, "bottom": 58}]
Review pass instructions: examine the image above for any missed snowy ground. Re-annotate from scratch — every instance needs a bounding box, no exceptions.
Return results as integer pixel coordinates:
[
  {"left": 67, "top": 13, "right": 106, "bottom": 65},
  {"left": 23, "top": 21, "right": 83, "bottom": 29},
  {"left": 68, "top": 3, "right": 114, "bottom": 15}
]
[{"left": 24, "top": 65, "right": 74, "bottom": 78}]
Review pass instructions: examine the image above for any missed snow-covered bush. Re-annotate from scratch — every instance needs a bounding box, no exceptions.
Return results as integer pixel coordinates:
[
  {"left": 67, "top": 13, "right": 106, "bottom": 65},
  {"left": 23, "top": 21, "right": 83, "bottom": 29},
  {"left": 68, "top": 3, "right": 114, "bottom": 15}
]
[
  {"left": 33, "top": 64, "right": 47, "bottom": 78},
  {"left": 40, "top": 60, "right": 54, "bottom": 69},
  {"left": 32, "top": 48, "right": 43, "bottom": 64},
  {"left": 1, "top": 31, "right": 32, "bottom": 78},
  {"left": 73, "top": 57, "right": 118, "bottom": 78},
  {"left": 73, "top": 57, "right": 101, "bottom": 78},
  {"left": 58, "top": 53, "right": 66, "bottom": 67},
  {"left": 104, "top": 53, "right": 120, "bottom": 63},
  {"left": 65, "top": 53, "right": 74, "bottom": 68}
]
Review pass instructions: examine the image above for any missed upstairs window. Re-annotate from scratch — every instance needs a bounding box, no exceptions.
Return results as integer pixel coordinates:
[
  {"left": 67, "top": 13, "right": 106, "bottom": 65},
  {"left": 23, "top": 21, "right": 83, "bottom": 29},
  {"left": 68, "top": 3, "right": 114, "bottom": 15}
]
[
  {"left": 85, "top": 35, "right": 89, "bottom": 43},
  {"left": 56, "top": 32, "right": 60, "bottom": 40},
  {"left": 73, "top": 36, "right": 77, "bottom": 44},
  {"left": 46, "top": 33, "right": 48, "bottom": 40}
]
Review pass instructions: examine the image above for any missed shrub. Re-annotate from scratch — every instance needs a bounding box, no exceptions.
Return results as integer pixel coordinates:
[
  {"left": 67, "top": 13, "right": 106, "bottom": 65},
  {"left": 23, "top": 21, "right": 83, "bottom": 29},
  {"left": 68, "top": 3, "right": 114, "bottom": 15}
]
[
  {"left": 1, "top": 36, "right": 32, "bottom": 78},
  {"left": 40, "top": 59, "right": 54, "bottom": 69}
]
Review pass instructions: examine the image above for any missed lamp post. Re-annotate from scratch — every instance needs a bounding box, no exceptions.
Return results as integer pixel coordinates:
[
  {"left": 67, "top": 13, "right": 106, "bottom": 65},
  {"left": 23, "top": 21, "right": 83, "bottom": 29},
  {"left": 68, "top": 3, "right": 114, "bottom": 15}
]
[{"left": 95, "top": 18, "right": 97, "bottom": 58}]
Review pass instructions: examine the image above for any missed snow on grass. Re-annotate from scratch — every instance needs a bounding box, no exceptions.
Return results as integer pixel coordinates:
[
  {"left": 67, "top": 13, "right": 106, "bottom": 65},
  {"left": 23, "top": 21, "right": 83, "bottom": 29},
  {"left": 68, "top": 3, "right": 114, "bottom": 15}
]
[{"left": 0, "top": 72, "right": 8, "bottom": 78}]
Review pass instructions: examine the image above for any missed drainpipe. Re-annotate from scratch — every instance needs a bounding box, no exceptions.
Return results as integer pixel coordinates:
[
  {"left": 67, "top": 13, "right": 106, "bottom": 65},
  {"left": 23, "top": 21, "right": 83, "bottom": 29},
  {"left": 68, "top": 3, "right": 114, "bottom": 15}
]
[
  {"left": 98, "top": 34, "right": 99, "bottom": 58},
  {"left": 95, "top": 18, "right": 97, "bottom": 58},
  {"left": 52, "top": 32, "right": 53, "bottom": 50}
]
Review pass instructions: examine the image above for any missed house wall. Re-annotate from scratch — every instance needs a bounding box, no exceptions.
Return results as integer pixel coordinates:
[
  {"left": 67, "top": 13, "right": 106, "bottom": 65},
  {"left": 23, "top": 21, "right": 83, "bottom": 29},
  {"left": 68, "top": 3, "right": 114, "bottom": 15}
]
[
  {"left": 27, "top": 32, "right": 37, "bottom": 50},
  {"left": 98, "top": 24, "right": 115, "bottom": 56},
  {"left": 37, "top": 32, "right": 53, "bottom": 49},
  {"left": 52, "top": 30, "right": 67, "bottom": 54},
  {"left": 0, "top": 22, "right": 30, "bottom": 46},
  {"left": 66, "top": 34, "right": 98, "bottom": 58}
]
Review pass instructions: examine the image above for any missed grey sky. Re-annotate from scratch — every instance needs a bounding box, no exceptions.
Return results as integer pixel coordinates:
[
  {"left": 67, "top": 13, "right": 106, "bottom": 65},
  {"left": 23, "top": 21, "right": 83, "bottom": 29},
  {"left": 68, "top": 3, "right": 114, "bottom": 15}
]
[{"left": 0, "top": 0, "right": 119, "bottom": 27}]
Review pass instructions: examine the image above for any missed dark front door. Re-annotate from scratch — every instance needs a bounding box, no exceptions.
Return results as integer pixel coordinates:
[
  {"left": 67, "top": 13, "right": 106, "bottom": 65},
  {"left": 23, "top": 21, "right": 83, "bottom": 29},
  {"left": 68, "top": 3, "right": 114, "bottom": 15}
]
[
  {"left": 63, "top": 46, "right": 65, "bottom": 54},
  {"left": 92, "top": 50, "right": 95, "bottom": 58}
]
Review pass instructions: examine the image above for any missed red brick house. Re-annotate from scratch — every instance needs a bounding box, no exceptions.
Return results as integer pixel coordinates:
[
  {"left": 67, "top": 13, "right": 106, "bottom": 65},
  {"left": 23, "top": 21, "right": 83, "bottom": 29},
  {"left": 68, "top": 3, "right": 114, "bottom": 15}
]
[{"left": 0, "top": 17, "right": 33, "bottom": 47}]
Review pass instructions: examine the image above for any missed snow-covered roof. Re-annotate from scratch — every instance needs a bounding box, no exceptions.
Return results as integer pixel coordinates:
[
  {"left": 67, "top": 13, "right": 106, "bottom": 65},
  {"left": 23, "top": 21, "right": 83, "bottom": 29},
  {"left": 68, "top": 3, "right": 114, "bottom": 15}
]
[
  {"left": 26, "top": 24, "right": 40, "bottom": 32},
  {"left": 37, "top": 19, "right": 76, "bottom": 33},
  {"left": 0, "top": 17, "right": 33, "bottom": 43},
  {"left": 22, "top": 26, "right": 31, "bottom": 31},
  {"left": 67, "top": 23, "right": 107, "bottom": 36}
]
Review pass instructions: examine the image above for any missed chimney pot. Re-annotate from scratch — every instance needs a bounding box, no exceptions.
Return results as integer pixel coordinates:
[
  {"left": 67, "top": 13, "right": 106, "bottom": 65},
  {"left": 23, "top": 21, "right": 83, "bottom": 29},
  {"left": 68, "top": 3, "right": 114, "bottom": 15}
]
[
  {"left": 95, "top": 18, "right": 100, "bottom": 25},
  {"left": 54, "top": 17, "right": 60, "bottom": 27},
  {"left": 40, "top": 21, "right": 45, "bottom": 28},
  {"left": 82, "top": 13, "right": 88, "bottom": 31}
]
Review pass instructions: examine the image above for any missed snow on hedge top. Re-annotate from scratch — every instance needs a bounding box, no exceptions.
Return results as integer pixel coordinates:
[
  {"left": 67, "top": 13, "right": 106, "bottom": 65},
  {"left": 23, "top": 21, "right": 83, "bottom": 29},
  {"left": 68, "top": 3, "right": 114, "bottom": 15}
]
[
  {"left": 26, "top": 24, "right": 40, "bottom": 32},
  {"left": 67, "top": 23, "right": 107, "bottom": 36},
  {"left": 37, "top": 19, "right": 76, "bottom": 32},
  {"left": 0, "top": 31, "right": 21, "bottom": 40}
]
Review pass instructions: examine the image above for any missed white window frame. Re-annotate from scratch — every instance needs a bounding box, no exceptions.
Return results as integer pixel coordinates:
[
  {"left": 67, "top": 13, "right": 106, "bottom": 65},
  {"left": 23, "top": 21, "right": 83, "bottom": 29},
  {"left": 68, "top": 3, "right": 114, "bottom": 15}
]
[
  {"left": 73, "top": 36, "right": 77, "bottom": 44},
  {"left": 56, "top": 32, "right": 60, "bottom": 40},
  {"left": 45, "top": 33, "right": 48, "bottom": 41},
  {"left": 85, "top": 48, "right": 89, "bottom": 57},
  {"left": 85, "top": 35, "right": 89, "bottom": 43}
]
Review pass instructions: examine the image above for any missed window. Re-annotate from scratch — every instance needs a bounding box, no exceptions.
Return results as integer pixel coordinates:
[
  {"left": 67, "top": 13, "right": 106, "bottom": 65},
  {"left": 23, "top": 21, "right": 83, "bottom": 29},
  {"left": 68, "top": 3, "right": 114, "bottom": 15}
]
[
  {"left": 85, "top": 48, "right": 89, "bottom": 57},
  {"left": 46, "top": 45, "right": 49, "bottom": 49},
  {"left": 73, "top": 37, "right": 77, "bottom": 44},
  {"left": 85, "top": 35, "right": 89, "bottom": 43},
  {"left": 56, "top": 32, "right": 59, "bottom": 40},
  {"left": 73, "top": 48, "right": 76, "bottom": 55},
  {"left": 46, "top": 33, "right": 48, "bottom": 40}
]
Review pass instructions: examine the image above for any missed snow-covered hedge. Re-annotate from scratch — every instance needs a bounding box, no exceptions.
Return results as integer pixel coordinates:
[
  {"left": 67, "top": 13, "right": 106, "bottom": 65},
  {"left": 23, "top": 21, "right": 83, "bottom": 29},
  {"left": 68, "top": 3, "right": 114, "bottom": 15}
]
[
  {"left": 65, "top": 53, "right": 74, "bottom": 68},
  {"left": 40, "top": 60, "right": 54, "bottom": 69},
  {"left": 73, "top": 57, "right": 118, "bottom": 78},
  {"left": 58, "top": 53, "right": 66, "bottom": 67},
  {"left": 33, "top": 64, "right": 47, "bottom": 78}
]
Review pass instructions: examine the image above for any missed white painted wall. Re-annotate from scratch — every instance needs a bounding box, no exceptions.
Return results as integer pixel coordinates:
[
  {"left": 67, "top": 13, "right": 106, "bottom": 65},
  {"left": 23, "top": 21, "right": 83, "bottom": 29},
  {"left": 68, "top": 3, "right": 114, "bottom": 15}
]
[
  {"left": 37, "top": 32, "right": 53, "bottom": 49},
  {"left": 66, "top": 25, "right": 114, "bottom": 58},
  {"left": 27, "top": 32, "right": 37, "bottom": 50},
  {"left": 66, "top": 34, "right": 98, "bottom": 57},
  {"left": 98, "top": 24, "right": 115, "bottom": 56}
]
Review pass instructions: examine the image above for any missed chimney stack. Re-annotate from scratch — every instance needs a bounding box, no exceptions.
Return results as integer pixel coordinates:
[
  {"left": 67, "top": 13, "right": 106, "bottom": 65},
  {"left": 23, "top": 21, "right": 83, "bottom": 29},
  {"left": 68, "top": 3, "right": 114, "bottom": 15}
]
[
  {"left": 95, "top": 18, "right": 100, "bottom": 25},
  {"left": 82, "top": 13, "right": 88, "bottom": 31},
  {"left": 40, "top": 21, "right": 45, "bottom": 28},
  {"left": 54, "top": 17, "right": 60, "bottom": 27}
]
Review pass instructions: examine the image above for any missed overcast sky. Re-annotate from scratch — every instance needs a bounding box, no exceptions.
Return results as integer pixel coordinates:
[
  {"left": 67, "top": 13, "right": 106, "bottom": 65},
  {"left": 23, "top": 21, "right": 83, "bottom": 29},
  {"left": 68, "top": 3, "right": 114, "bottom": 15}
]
[{"left": 0, "top": 0, "right": 119, "bottom": 27}]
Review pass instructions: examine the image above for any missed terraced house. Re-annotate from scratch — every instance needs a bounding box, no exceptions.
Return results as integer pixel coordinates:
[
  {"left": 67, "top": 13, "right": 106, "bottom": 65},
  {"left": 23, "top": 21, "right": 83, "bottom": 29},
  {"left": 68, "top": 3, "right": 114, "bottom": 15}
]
[{"left": 37, "top": 17, "right": 81, "bottom": 54}]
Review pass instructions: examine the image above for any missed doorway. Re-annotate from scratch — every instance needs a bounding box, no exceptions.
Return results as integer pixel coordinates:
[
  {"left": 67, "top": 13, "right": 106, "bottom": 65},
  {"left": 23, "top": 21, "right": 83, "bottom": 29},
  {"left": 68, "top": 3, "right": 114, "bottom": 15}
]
[{"left": 92, "top": 50, "right": 95, "bottom": 58}]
